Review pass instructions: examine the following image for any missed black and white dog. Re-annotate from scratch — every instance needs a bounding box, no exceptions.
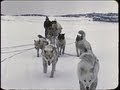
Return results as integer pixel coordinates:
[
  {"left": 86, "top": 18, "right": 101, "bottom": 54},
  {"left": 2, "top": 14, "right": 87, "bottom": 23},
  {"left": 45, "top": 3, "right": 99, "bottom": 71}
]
[
  {"left": 75, "top": 30, "right": 92, "bottom": 57},
  {"left": 56, "top": 33, "right": 66, "bottom": 56}
]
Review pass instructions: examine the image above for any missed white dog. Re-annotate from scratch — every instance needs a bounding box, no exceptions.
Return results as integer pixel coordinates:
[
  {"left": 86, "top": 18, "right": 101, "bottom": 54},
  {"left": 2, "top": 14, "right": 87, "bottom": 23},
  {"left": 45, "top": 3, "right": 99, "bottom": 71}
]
[
  {"left": 75, "top": 30, "right": 92, "bottom": 57},
  {"left": 77, "top": 53, "right": 99, "bottom": 90},
  {"left": 41, "top": 44, "right": 58, "bottom": 78},
  {"left": 34, "top": 35, "right": 48, "bottom": 57}
]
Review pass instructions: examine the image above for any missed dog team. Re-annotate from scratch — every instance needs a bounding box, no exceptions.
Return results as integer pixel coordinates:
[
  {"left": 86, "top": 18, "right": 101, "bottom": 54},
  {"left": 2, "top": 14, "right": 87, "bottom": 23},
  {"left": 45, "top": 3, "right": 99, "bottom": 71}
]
[{"left": 34, "top": 16, "right": 99, "bottom": 90}]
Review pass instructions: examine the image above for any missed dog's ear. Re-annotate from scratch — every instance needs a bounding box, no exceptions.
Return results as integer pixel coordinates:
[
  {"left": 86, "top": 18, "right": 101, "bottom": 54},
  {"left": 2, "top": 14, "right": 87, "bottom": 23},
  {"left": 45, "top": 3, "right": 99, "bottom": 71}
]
[{"left": 76, "top": 35, "right": 80, "bottom": 41}]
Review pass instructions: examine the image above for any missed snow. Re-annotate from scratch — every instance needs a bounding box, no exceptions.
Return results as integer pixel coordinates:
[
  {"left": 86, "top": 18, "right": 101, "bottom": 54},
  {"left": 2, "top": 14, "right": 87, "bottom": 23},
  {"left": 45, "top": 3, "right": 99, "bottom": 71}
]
[{"left": 1, "top": 16, "right": 118, "bottom": 89}]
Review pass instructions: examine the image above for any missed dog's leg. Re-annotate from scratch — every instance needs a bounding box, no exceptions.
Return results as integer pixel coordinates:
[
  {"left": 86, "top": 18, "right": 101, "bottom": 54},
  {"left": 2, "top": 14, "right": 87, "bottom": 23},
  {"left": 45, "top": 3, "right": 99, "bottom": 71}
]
[
  {"left": 57, "top": 46, "right": 60, "bottom": 57},
  {"left": 50, "top": 62, "right": 56, "bottom": 78},
  {"left": 76, "top": 46, "right": 79, "bottom": 57},
  {"left": 50, "top": 37, "right": 52, "bottom": 44},
  {"left": 62, "top": 46, "right": 65, "bottom": 54},
  {"left": 54, "top": 57, "right": 58, "bottom": 71},
  {"left": 80, "top": 50, "right": 82, "bottom": 56},
  {"left": 45, "top": 29, "right": 47, "bottom": 38},
  {"left": 37, "top": 49, "right": 39, "bottom": 57},
  {"left": 90, "top": 77, "right": 98, "bottom": 90},
  {"left": 43, "top": 59, "right": 47, "bottom": 73},
  {"left": 58, "top": 47, "right": 61, "bottom": 56},
  {"left": 53, "top": 37, "right": 56, "bottom": 46},
  {"left": 59, "top": 47, "right": 62, "bottom": 55}
]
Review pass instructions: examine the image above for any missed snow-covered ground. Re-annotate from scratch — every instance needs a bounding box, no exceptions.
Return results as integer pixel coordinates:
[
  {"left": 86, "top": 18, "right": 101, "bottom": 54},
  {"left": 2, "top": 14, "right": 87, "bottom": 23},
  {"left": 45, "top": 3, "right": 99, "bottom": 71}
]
[{"left": 1, "top": 16, "right": 118, "bottom": 89}]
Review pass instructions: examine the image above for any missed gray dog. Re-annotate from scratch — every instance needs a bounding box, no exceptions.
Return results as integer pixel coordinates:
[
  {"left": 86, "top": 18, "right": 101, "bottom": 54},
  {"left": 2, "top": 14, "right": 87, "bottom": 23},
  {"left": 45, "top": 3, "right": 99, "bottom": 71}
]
[
  {"left": 77, "top": 52, "right": 99, "bottom": 90},
  {"left": 34, "top": 35, "right": 48, "bottom": 57},
  {"left": 56, "top": 33, "right": 66, "bottom": 56},
  {"left": 41, "top": 44, "right": 58, "bottom": 78},
  {"left": 75, "top": 30, "right": 92, "bottom": 57}
]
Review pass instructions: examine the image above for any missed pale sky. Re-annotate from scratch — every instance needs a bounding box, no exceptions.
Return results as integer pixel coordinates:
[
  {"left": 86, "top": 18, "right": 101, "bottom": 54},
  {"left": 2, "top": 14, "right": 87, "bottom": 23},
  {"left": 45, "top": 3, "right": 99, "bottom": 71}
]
[{"left": 1, "top": 1, "right": 118, "bottom": 16}]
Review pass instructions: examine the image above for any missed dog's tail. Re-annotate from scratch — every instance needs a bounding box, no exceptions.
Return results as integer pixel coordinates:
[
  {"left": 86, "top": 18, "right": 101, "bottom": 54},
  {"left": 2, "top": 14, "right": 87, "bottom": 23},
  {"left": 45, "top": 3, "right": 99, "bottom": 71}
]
[
  {"left": 38, "top": 35, "right": 43, "bottom": 38},
  {"left": 38, "top": 35, "right": 46, "bottom": 40}
]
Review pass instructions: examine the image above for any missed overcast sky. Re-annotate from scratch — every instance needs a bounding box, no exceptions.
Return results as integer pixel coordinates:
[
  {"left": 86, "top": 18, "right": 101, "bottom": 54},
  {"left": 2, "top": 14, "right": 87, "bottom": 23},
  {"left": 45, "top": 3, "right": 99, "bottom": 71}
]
[{"left": 1, "top": 1, "right": 118, "bottom": 15}]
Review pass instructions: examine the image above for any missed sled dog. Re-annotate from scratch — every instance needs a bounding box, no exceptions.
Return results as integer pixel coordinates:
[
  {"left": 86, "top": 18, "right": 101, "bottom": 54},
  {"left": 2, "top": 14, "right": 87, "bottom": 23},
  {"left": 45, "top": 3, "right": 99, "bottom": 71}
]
[
  {"left": 75, "top": 30, "right": 92, "bottom": 57},
  {"left": 56, "top": 33, "right": 66, "bottom": 56},
  {"left": 77, "top": 53, "right": 99, "bottom": 90},
  {"left": 34, "top": 35, "right": 48, "bottom": 57},
  {"left": 41, "top": 44, "right": 58, "bottom": 78}
]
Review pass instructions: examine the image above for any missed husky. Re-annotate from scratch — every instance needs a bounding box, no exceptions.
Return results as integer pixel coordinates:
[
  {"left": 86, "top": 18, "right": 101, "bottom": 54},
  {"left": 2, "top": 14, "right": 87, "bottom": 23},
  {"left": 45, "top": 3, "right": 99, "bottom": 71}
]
[
  {"left": 75, "top": 30, "right": 92, "bottom": 57},
  {"left": 41, "top": 44, "right": 58, "bottom": 78},
  {"left": 77, "top": 53, "right": 99, "bottom": 90},
  {"left": 56, "top": 33, "right": 66, "bottom": 56},
  {"left": 34, "top": 35, "right": 48, "bottom": 57}
]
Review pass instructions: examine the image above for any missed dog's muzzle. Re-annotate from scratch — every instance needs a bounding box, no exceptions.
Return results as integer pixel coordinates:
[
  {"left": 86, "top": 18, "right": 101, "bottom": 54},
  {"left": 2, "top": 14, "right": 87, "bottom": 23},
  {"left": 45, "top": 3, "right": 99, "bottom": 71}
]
[{"left": 86, "top": 86, "right": 89, "bottom": 90}]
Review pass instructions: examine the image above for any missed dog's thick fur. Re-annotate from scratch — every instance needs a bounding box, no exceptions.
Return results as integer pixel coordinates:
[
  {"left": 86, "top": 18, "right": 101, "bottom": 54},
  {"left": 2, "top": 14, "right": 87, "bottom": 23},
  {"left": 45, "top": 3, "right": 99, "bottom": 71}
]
[
  {"left": 77, "top": 53, "right": 99, "bottom": 90},
  {"left": 41, "top": 44, "right": 58, "bottom": 78},
  {"left": 75, "top": 30, "right": 92, "bottom": 57},
  {"left": 56, "top": 33, "right": 66, "bottom": 56},
  {"left": 34, "top": 35, "right": 48, "bottom": 57}
]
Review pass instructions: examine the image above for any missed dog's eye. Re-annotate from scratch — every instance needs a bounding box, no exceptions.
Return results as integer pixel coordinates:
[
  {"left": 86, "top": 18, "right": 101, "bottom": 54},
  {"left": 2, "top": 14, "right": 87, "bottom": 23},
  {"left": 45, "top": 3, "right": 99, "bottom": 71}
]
[
  {"left": 84, "top": 80, "right": 86, "bottom": 82},
  {"left": 89, "top": 80, "right": 91, "bottom": 82}
]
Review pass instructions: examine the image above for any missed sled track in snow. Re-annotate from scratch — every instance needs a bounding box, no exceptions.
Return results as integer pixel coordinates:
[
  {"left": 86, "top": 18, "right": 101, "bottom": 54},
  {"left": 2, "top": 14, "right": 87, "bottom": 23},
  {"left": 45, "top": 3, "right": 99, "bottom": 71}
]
[
  {"left": 1, "top": 44, "right": 33, "bottom": 51},
  {"left": 1, "top": 47, "right": 34, "bottom": 63},
  {"left": 1, "top": 47, "right": 34, "bottom": 54}
]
